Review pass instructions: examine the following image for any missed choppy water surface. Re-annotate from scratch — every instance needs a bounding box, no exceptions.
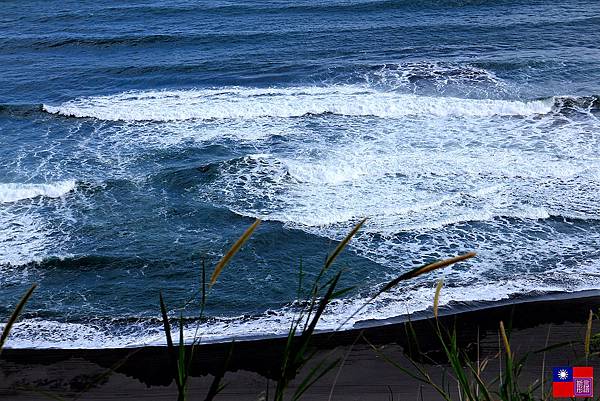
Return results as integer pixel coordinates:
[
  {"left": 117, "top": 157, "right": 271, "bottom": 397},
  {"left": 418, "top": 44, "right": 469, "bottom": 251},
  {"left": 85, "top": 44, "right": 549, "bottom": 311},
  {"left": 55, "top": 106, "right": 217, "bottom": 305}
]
[{"left": 1, "top": 0, "right": 600, "bottom": 347}]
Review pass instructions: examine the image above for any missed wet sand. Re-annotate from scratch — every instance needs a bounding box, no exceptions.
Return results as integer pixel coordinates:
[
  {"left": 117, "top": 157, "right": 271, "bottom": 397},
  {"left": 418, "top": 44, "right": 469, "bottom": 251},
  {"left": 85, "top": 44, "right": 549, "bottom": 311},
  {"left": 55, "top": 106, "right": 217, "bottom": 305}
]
[{"left": 2, "top": 291, "right": 600, "bottom": 400}]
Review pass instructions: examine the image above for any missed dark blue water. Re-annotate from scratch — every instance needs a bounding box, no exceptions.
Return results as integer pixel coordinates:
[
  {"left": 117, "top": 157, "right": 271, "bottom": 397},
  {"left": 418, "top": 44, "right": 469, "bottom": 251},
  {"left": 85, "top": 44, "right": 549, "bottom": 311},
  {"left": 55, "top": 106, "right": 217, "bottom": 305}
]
[{"left": 1, "top": 0, "right": 600, "bottom": 347}]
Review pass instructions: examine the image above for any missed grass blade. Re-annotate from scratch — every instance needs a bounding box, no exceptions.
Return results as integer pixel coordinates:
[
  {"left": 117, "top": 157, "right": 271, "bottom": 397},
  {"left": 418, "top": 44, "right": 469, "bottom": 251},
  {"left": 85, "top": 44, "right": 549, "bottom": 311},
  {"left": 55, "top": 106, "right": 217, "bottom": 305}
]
[
  {"left": 159, "top": 291, "right": 183, "bottom": 398},
  {"left": 533, "top": 341, "right": 573, "bottom": 354},
  {"left": 301, "top": 271, "right": 342, "bottom": 344},
  {"left": 585, "top": 309, "right": 593, "bottom": 362},
  {"left": 297, "top": 257, "right": 304, "bottom": 300},
  {"left": 324, "top": 218, "right": 366, "bottom": 272},
  {"left": 292, "top": 357, "right": 340, "bottom": 401},
  {"left": 201, "top": 258, "right": 207, "bottom": 310},
  {"left": 464, "top": 360, "right": 492, "bottom": 401},
  {"left": 0, "top": 283, "right": 36, "bottom": 354},
  {"left": 73, "top": 349, "right": 142, "bottom": 401},
  {"left": 381, "top": 252, "right": 476, "bottom": 293},
  {"left": 159, "top": 291, "right": 175, "bottom": 350},
  {"left": 178, "top": 314, "right": 186, "bottom": 389},
  {"left": 210, "top": 219, "right": 261, "bottom": 287},
  {"left": 540, "top": 324, "right": 551, "bottom": 400},
  {"left": 433, "top": 279, "right": 443, "bottom": 319},
  {"left": 499, "top": 321, "right": 512, "bottom": 357},
  {"left": 204, "top": 341, "right": 235, "bottom": 401},
  {"left": 337, "top": 252, "right": 475, "bottom": 330},
  {"left": 365, "top": 336, "right": 453, "bottom": 401},
  {"left": 328, "top": 333, "right": 361, "bottom": 401}
]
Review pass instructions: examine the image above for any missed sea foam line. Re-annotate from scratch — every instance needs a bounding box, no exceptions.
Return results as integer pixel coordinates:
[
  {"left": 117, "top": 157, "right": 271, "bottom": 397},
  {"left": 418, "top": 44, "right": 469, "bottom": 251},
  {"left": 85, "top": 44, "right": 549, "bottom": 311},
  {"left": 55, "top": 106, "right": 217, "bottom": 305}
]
[
  {"left": 0, "top": 180, "right": 76, "bottom": 204},
  {"left": 4, "top": 271, "right": 600, "bottom": 349},
  {"left": 42, "top": 87, "right": 554, "bottom": 122}
]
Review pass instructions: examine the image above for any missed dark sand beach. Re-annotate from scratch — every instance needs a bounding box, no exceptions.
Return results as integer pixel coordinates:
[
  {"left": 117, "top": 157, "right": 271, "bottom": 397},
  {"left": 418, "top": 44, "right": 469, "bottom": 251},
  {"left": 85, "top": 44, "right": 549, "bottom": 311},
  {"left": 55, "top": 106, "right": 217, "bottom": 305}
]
[{"left": 2, "top": 291, "right": 599, "bottom": 400}]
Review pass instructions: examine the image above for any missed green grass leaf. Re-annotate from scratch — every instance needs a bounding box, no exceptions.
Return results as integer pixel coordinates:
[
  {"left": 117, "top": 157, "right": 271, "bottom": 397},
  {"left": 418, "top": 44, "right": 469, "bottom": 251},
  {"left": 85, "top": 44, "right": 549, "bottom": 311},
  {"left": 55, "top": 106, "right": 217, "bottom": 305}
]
[{"left": 0, "top": 283, "right": 36, "bottom": 354}]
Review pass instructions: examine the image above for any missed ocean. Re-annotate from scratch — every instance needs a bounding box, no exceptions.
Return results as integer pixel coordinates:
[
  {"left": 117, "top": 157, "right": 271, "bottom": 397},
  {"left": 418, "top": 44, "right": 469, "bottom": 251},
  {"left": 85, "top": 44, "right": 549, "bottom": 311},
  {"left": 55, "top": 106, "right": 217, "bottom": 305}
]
[{"left": 1, "top": 0, "right": 599, "bottom": 348}]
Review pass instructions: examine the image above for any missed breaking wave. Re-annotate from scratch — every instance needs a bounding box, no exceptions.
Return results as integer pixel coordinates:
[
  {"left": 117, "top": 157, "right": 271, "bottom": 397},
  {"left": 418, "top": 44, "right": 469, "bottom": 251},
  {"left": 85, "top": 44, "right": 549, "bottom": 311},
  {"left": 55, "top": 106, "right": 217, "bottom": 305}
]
[
  {"left": 0, "top": 181, "right": 76, "bottom": 204},
  {"left": 42, "top": 87, "right": 557, "bottom": 122},
  {"left": 4, "top": 278, "right": 600, "bottom": 349}
]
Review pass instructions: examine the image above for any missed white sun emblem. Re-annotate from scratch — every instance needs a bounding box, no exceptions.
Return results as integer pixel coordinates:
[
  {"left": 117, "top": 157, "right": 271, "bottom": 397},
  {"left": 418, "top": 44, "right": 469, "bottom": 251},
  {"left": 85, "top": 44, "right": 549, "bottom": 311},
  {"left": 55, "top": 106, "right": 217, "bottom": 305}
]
[{"left": 558, "top": 369, "right": 569, "bottom": 380}]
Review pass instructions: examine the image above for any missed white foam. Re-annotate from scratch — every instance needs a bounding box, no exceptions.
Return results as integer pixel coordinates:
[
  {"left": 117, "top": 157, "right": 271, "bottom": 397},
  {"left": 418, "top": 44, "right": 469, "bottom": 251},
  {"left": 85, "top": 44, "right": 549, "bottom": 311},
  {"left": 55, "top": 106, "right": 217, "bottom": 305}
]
[
  {"left": 4, "top": 266, "right": 600, "bottom": 349},
  {"left": 42, "top": 87, "right": 554, "bottom": 122},
  {"left": 16, "top": 79, "right": 600, "bottom": 349},
  {"left": 0, "top": 180, "right": 76, "bottom": 204},
  {"left": 199, "top": 101, "right": 600, "bottom": 342},
  {"left": 363, "top": 62, "right": 510, "bottom": 97},
  {"left": 210, "top": 139, "right": 600, "bottom": 232},
  {"left": 1, "top": 319, "right": 160, "bottom": 349},
  {"left": 0, "top": 209, "right": 57, "bottom": 270},
  {"left": 0, "top": 181, "right": 75, "bottom": 268}
]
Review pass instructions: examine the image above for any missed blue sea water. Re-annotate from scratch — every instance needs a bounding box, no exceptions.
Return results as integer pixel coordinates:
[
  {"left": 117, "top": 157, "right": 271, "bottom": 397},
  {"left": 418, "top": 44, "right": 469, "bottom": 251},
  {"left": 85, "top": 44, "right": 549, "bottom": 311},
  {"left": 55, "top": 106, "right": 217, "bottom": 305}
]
[{"left": 1, "top": 0, "right": 600, "bottom": 348}]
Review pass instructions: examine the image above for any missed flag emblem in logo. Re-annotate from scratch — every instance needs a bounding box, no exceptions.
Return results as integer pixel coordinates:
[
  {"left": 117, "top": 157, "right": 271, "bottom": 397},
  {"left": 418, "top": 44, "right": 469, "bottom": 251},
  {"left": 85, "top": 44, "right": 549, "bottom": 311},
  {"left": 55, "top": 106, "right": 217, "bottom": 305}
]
[{"left": 553, "top": 366, "right": 593, "bottom": 398}]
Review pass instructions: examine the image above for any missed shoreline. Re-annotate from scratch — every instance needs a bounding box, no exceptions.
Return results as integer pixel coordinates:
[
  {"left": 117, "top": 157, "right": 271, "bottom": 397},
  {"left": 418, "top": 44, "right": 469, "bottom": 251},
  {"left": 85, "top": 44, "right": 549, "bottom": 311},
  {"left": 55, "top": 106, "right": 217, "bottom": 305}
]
[
  {"left": 5, "top": 288, "right": 600, "bottom": 350},
  {"left": 2, "top": 290, "right": 600, "bottom": 399}
]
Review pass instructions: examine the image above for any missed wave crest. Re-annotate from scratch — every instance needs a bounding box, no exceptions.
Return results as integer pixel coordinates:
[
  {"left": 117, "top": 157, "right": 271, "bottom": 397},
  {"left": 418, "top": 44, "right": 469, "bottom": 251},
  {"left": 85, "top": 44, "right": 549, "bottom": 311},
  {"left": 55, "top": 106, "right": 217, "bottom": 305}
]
[
  {"left": 0, "top": 181, "right": 76, "bottom": 204},
  {"left": 42, "top": 87, "right": 555, "bottom": 122}
]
